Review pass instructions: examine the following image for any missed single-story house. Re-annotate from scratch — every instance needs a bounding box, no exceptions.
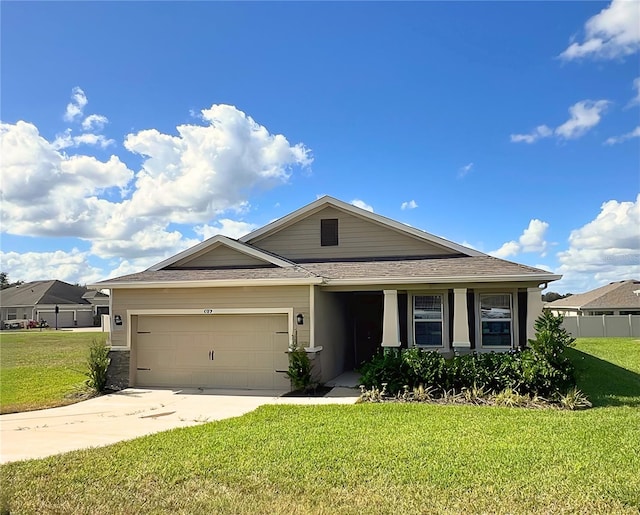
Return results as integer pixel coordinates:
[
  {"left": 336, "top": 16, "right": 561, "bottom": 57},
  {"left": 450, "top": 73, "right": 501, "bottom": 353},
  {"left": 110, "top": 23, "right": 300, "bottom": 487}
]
[
  {"left": 92, "top": 196, "right": 560, "bottom": 390},
  {"left": 545, "top": 279, "right": 640, "bottom": 316},
  {"left": 1, "top": 280, "right": 110, "bottom": 328}
]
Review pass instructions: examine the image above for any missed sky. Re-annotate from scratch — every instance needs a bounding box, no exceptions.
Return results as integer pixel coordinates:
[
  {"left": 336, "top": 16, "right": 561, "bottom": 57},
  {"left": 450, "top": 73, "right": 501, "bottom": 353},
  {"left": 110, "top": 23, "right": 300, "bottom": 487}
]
[{"left": 1, "top": 1, "right": 638, "bottom": 294}]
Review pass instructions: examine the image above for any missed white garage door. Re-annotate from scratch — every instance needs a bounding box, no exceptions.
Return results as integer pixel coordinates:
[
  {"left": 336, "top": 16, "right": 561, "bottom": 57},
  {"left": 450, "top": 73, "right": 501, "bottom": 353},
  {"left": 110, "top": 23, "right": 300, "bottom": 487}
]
[{"left": 135, "top": 314, "right": 290, "bottom": 390}]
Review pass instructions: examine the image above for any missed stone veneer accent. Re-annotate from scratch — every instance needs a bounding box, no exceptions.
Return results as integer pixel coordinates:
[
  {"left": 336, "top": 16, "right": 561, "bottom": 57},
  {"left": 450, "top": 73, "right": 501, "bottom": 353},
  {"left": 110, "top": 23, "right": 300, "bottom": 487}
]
[{"left": 106, "top": 350, "right": 130, "bottom": 390}]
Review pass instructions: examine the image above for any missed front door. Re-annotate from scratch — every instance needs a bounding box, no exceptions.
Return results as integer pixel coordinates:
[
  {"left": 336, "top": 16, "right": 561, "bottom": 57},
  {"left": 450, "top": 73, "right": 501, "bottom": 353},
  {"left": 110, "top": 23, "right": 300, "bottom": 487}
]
[{"left": 352, "top": 293, "right": 383, "bottom": 367}]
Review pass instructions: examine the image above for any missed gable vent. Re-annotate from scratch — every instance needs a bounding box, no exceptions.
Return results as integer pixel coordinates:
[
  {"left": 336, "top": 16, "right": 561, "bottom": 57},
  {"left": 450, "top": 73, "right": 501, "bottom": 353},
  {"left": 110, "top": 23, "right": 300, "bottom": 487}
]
[{"left": 321, "top": 218, "right": 339, "bottom": 246}]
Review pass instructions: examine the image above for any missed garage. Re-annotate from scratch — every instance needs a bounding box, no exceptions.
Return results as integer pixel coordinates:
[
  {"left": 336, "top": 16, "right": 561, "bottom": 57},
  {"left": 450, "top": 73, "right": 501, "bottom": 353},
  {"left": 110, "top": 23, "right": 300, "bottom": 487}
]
[{"left": 135, "top": 314, "right": 291, "bottom": 390}]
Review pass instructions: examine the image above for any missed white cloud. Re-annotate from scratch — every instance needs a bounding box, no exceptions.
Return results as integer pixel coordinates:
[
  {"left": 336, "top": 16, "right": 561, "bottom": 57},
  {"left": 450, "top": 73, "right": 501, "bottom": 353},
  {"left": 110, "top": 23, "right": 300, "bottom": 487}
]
[
  {"left": 559, "top": 0, "right": 640, "bottom": 61},
  {"left": 0, "top": 249, "right": 104, "bottom": 285},
  {"left": 491, "top": 219, "right": 550, "bottom": 258},
  {"left": 458, "top": 162, "right": 474, "bottom": 178},
  {"left": 512, "top": 101, "right": 609, "bottom": 144},
  {"left": 82, "top": 114, "right": 109, "bottom": 131},
  {"left": 552, "top": 195, "right": 640, "bottom": 293},
  {"left": 1, "top": 100, "right": 313, "bottom": 282},
  {"left": 350, "top": 199, "right": 374, "bottom": 212},
  {"left": 604, "top": 126, "right": 640, "bottom": 145},
  {"left": 510, "top": 125, "right": 552, "bottom": 144},
  {"left": 555, "top": 100, "right": 610, "bottom": 140},
  {"left": 103, "top": 257, "right": 161, "bottom": 280},
  {"left": 63, "top": 87, "right": 88, "bottom": 122},
  {"left": 53, "top": 129, "right": 115, "bottom": 149},
  {"left": 123, "top": 104, "right": 312, "bottom": 224},
  {"left": 401, "top": 200, "right": 418, "bottom": 210},
  {"left": 194, "top": 219, "right": 258, "bottom": 240}
]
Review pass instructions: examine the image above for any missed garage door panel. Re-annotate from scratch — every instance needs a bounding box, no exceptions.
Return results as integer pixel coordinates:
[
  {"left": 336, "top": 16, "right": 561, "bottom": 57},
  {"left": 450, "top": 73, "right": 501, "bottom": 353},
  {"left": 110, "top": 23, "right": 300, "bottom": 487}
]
[{"left": 136, "top": 314, "right": 290, "bottom": 389}]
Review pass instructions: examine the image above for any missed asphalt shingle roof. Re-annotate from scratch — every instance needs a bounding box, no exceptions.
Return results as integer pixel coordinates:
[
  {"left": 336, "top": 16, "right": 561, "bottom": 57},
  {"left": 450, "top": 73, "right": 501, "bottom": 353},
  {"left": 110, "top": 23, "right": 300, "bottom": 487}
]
[
  {"left": 96, "top": 255, "right": 553, "bottom": 286},
  {"left": 300, "top": 255, "right": 550, "bottom": 280},
  {"left": 1, "top": 280, "right": 93, "bottom": 307},
  {"left": 546, "top": 280, "right": 640, "bottom": 310}
]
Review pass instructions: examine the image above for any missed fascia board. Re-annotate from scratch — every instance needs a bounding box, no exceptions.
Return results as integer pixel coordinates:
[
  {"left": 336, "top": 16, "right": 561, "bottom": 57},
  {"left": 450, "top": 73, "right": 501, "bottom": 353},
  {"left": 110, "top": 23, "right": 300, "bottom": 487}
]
[
  {"left": 88, "top": 277, "right": 325, "bottom": 289},
  {"left": 324, "top": 274, "right": 562, "bottom": 286}
]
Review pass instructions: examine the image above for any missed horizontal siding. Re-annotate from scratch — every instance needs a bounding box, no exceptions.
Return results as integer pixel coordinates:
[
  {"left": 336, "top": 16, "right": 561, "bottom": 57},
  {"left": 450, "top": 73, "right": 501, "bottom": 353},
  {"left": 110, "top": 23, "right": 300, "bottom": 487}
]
[
  {"left": 110, "top": 286, "right": 310, "bottom": 348},
  {"left": 251, "top": 206, "right": 455, "bottom": 260},
  {"left": 172, "top": 245, "right": 267, "bottom": 268}
]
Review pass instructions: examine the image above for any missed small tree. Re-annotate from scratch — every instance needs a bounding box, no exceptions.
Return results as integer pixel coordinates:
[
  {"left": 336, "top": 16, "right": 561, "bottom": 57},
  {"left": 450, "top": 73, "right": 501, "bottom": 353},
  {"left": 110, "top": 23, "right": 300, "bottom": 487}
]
[
  {"left": 529, "top": 310, "right": 575, "bottom": 363},
  {"left": 86, "top": 339, "right": 110, "bottom": 393},
  {"left": 527, "top": 311, "right": 576, "bottom": 395},
  {"left": 286, "top": 340, "right": 312, "bottom": 392}
]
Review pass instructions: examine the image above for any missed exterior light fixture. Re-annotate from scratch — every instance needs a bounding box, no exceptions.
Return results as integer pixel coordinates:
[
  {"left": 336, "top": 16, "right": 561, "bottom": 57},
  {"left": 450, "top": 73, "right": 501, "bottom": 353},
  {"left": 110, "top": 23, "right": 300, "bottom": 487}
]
[{"left": 296, "top": 313, "right": 304, "bottom": 325}]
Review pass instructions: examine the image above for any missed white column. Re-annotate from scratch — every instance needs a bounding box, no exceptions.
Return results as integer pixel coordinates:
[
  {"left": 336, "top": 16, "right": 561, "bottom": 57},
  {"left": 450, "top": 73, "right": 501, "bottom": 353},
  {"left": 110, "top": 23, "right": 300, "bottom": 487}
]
[
  {"left": 526, "top": 287, "right": 543, "bottom": 342},
  {"left": 381, "top": 290, "right": 401, "bottom": 347},
  {"left": 452, "top": 288, "right": 471, "bottom": 349}
]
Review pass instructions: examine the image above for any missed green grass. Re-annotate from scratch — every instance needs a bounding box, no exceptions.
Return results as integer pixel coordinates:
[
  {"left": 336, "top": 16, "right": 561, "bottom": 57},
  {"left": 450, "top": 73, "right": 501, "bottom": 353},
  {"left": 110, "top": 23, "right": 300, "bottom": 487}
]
[
  {"left": 0, "top": 331, "right": 108, "bottom": 414},
  {"left": 1, "top": 337, "right": 639, "bottom": 514},
  {"left": 570, "top": 337, "right": 640, "bottom": 407}
]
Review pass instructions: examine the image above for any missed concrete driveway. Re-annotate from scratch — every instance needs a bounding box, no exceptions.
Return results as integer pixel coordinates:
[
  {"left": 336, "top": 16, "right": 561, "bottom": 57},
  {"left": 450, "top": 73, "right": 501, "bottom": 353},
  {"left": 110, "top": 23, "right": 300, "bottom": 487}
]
[{"left": 0, "top": 387, "right": 359, "bottom": 464}]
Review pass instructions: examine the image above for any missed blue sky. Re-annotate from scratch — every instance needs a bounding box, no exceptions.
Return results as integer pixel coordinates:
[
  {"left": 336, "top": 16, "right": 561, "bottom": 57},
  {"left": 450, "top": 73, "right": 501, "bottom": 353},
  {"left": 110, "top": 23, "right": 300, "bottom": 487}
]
[{"left": 1, "top": 1, "right": 638, "bottom": 294}]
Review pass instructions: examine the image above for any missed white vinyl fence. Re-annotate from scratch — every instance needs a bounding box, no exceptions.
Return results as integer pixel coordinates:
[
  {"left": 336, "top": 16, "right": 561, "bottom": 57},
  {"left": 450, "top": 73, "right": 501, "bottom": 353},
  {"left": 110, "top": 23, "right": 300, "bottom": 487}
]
[{"left": 561, "top": 315, "right": 640, "bottom": 338}]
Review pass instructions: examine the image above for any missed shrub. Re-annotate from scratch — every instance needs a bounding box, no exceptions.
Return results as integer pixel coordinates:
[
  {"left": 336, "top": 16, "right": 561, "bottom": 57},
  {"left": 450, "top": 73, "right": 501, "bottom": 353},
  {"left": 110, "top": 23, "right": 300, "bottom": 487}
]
[
  {"left": 402, "top": 348, "right": 447, "bottom": 389},
  {"left": 358, "top": 312, "right": 580, "bottom": 401},
  {"left": 86, "top": 339, "right": 110, "bottom": 393},
  {"left": 358, "top": 349, "right": 409, "bottom": 394},
  {"left": 286, "top": 342, "right": 313, "bottom": 391}
]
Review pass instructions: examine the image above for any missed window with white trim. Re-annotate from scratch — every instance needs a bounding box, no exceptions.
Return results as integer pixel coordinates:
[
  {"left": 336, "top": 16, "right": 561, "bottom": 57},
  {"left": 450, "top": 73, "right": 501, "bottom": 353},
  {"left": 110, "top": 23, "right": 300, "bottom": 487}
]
[
  {"left": 413, "top": 294, "right": 443, "bottom": 347},
  {"left": 479, "top": 293, "right": 512, "bottom": 347}
]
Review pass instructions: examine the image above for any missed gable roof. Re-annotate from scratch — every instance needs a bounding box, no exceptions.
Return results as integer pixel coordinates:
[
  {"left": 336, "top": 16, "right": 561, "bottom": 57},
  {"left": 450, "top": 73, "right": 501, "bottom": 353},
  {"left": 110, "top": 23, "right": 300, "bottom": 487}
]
[
  {"left": 240, "top": 196, "right": 485, "bottom": 257},
  {"left": 545, "top": 280, "right": 640, "bottom": 310},
  {"left": 147, "top": 235, "right": 296, "bottom": 271},
  {"left": 91, "top": 197, "right": 561, "bottom": 289},
  {"left": 1, "top": 280, "right": 92, "bottom": 307}
]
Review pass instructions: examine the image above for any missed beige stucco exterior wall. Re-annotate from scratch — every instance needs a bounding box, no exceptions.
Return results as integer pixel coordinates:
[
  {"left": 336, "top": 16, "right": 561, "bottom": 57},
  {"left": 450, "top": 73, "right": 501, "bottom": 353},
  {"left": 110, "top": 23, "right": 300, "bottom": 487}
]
[
  {"left": 250, "top": 206, "right": 456, "bottom": 260},
  {"left": 109, "top": 285, "right": 310, "bottom": 349},
  {"left": 313, "top": 287, "right": 349, "bottom": 383}
]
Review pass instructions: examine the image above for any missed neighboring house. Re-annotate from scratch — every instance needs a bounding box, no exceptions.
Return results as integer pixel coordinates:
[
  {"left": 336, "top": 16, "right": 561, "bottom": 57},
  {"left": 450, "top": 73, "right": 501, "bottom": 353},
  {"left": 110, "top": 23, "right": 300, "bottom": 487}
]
[
  {"left": 0, "top": 280, "right": 109, "bottom": 328},
  {"left": 545, "top": 280, "right": 640, "bottom": 316},
  {"left": 92, "top": 196, "right": 560, "bottom": 390}
]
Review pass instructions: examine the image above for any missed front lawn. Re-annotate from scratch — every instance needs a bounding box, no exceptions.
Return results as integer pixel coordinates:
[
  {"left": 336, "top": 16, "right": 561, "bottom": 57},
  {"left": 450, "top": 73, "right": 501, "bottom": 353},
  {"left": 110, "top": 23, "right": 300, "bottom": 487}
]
[
  {"left": 570, "top": 337, "right": 640, "bottom": 407},
  {"left": 0, "top": 331, "right": 108, "bottom": 414},
  {"left": 1, "top": 337, "right": 639, "bottom": 513}
]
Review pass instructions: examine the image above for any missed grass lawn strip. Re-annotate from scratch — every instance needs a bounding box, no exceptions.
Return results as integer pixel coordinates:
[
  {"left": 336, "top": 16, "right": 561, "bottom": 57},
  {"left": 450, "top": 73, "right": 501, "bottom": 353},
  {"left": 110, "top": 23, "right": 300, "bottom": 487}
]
[
  {"left": 2, "top": 337, "right": 639, "bottom": 514},
  {"left": 0, "top": 331, "right": 108, "bottom": 413},
  {"left": 2, "top": 404, "right": 639, "bottom": 513}
]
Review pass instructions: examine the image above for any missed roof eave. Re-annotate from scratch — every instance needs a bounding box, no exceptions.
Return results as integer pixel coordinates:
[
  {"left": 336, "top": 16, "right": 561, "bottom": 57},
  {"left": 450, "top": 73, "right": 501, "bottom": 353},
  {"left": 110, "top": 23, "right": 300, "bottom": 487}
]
[
  {"left": 320, "top": 273, "right": 562, "bottom": 286},
  {"left": 88, "top": 277, "right": 325, "bottom": 289}
]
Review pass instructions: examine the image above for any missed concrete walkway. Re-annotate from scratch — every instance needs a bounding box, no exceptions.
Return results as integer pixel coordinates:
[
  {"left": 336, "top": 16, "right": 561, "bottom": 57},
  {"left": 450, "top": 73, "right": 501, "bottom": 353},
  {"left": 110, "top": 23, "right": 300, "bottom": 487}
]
[{"left": 0, "top": 387, "right": 359, "bottom": 464}]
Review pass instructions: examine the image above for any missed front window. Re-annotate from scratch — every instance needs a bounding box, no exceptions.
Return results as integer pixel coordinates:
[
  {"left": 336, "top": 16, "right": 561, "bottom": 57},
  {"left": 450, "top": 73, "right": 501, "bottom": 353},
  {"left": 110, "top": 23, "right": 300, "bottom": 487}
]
[
  {"left": 414, "top": 294, "right": 443, "bottom": 346},
  {"left": 480, "top": 293, "right": 512, "bottom": 347}
]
